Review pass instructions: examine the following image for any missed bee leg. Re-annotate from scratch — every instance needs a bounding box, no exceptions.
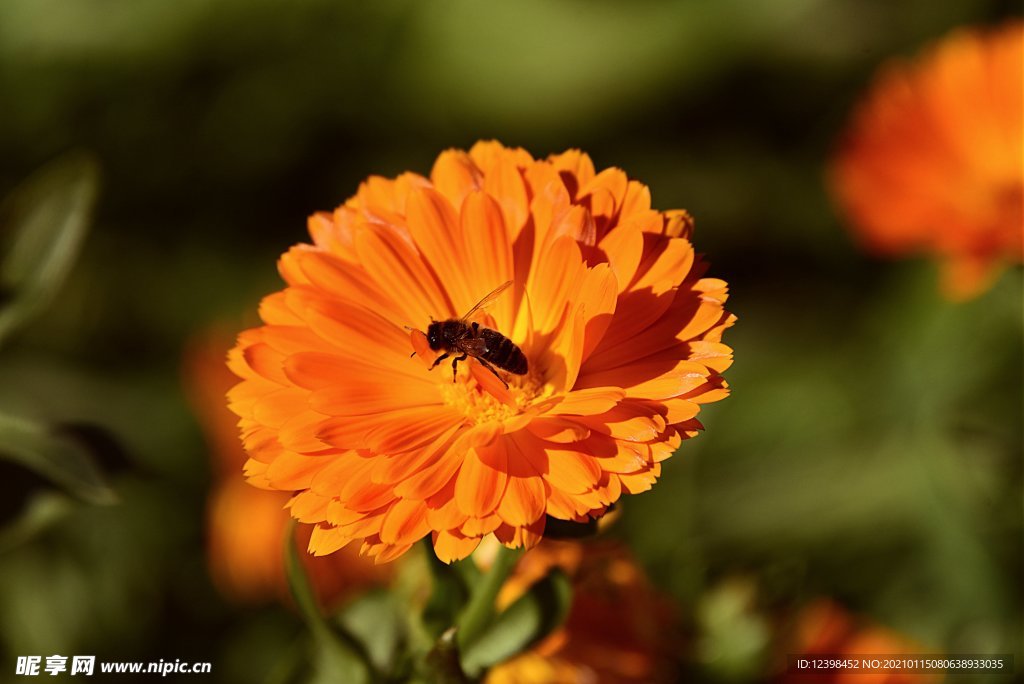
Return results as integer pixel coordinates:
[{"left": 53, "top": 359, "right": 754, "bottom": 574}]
[
  {"left": 476, "top": 357, "right": 509, "bottom": 389},
  {"left": 451, "top": 354, "right": 468, "bottom": 382},
  {"left": 429, "top": 352, "right": 450, "bottom": 370}
]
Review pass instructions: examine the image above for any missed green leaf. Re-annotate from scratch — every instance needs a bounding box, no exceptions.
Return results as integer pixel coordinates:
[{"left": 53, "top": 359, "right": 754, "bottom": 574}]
[
  {"left": 0, "top": 412, "right": 116, "bottom": 505},
  {"left": 460, "top": 569, "right": 573, "bottom": 677},
  {"left": 695, "top": 579, "right": 770, "bottom": 682},
  {"left": 0, "top": 491, "right": 73, "bottom": 553},
  {"left": 0, "top": 151, "right": 99, "bottom": 344},
  {"left": 283, "top": 521, "right": 371, "bottom": 684},
  {"left": 335, "top": 589, "right": 405, "bottom": 676}
]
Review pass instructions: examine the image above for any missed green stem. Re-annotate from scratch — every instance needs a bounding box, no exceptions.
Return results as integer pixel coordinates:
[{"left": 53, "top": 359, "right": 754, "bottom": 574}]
[
  {"left": 284, "top": 520, "right": 333, "bottom": 642},
  {"left": 454, "top": 545, "right": 522, "bottom": 651},
  {"left": 283, "top": 521, "right": 373, "bottom": 683}
]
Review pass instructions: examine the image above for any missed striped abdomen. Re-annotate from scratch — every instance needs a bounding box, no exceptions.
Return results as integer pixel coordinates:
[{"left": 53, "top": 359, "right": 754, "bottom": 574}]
[{"left": 479, "top": 328, "right": 528, "bottom": 375}]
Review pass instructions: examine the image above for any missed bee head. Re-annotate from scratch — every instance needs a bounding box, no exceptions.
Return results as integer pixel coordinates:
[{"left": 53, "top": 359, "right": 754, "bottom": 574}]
[{"left": 426, "top": 321, "right": 442, "bottom": 350}]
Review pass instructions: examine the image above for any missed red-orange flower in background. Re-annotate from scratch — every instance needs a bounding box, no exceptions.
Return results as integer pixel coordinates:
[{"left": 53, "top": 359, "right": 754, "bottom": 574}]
[
  {"left": 185, "top": 331, "right": 392, "bottom": 607},
  {"left": 782, "top": 599, "right": 941, "bottom": 684},
  {"left": 485, "top": 540, "right": 677, "bottom": 683},
  {"left": 831, "top": 21, "right": 1023, "bottom": 299},
  {"left": 228, "top": 141, "right": 734, "bottom": 563}
]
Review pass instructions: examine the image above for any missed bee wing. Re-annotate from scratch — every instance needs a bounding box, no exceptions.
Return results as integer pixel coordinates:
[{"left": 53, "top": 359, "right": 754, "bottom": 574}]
[
  {"left": 460, "top": 280, "right": 513, "bottom": 322},
  {"left": 457, "top": 337, "right": 487, "bottom": 355}
]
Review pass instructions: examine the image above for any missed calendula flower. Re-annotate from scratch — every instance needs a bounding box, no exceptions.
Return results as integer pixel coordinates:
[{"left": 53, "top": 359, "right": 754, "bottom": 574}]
[
  {"left": 185, "top": 331, "right": 391, "bottom": 607},
  {"left": 831, "top": 21, "right": 1024, "bottom": 299},
  {"left": 782, "top": 600, "right": 941, "bottom": 684},
  {"left": 228, "top": 141, "right": 734, "bottom": 563},
  {"left": 485, "top": 540, "right": 676, "bottom": 684}
]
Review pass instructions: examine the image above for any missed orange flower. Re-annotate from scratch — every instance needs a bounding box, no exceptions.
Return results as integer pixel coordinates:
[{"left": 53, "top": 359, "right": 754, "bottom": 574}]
[
  {"left": 485, "top": 540, "right": 676, "bottom": 684},
  {"left": 184, "top": 331, "right": 391, "bottom": 608},
  {"left": 831, "top": 21, "right": 1023, "bottom": 299},
  {"left": 228, "top": 141, "right": 734, "bottom": 563},
  {"left": 784, "top": 600, "right": 942, "bottom": 684}
]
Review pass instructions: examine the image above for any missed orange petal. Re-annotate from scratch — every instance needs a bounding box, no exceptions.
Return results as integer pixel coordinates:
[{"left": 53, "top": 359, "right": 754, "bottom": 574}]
[
  {"left": 525, "top": 161, "right": 572, "bottom": 248},
  {"left": 426, "top": 489, "right": 469, "bottom": 531},
  {"left": 526, "top": 417, "right": 591, "bottom": 443},
  {"left": 552, "top": 387, "right": 625, "bottom": 416},
  {"left": 380, "top": 498, "right": 431, "bottom": 545},
  {"left": 258, "top": 290, "right": 304, "bottom": 326},
  {"left": 285, "top": 288, "right": 414, "bottom": 363},
  {"left": 494, "top": 517, "right": 546, "bottom": 550},
  {"left": 309, "top": 524, "right": 354, "bottom": 556},
  {"left": 288, "top": 490, "right": 331, "bottom": 523},
  {"left": 528, "top": 235, "right": 583, "bottom": 335},
  {"left": 392, "top": 451, "right": 463, "bottom": 501},
  {"left": 583, "top": 288, "right": 676, "bottom": 365},
  {"left": 310, "top": 455, "right": 376, "bottom": 500},
  {"left": 618, "top": 464, "right": 661, "bottom": 494},
  {"left": 459, "top": 191, "right": 516, "bottom": 329},
  {"left": 630, "top": 234, "right": 695, "bottom": 295},
  {"left": 511, "top": 432, "right": 602, "bottom": 495},
  {"left": 598, "top": 221, "right": 645, "bottom": 293},
  {"left": 241, "top": 343, "right": 289, "bottom": 385},
  {"left": 372, "top": 419, "right": 460, "bottom": 483},
  {"left": 687, "top": 340, "right": 735, "bottom": 373},
  {"left": 315, "top": 406, "right": 463, "bottom": 453},
  {"left": 432, "top": 529, "right": 481, "bottom": 563},
  {"left": 264, "top": 450, "right": 326, "bottom": 490},
  {"left": 430, "top": 149, "right": 481, "bottom": 209},
  {"left": 295, "top": 251, "right": 405, "bottom": 324},
  {"left": 345, "top": 483, "right": 397, "bottom": 514},
  {"left": 594, "top": 439, "right": 651, "bottom": 475},
  {"left": 482, "top": 154, "right": 530, "bottom": 238},
  {"left": 581, "top": 402, "right": 666, "bottom": 442},
  {"left": 579, "top": 263, "right": 618, "bottom": 363},
  {"left": 354, "top": 221, "right": 450, "bottom": 325},
  {"left": 252, "top": 387, "right": 308, "bottom": 429},
  {"left": 459, "top": 514, "right": 503, "bottom": 537},
  {"left": 547, "top": 149, "right": 595, "bottom": 199},
  {"left": 658, "top": 398, "right": 702, "bottom": 424},
  {"left": 576, "top": 359, "right": 710, "bottom": 400},
  {"left": 496, "top": 474, "right": 548, "bottom": 527},
  {"left": 621, "top": 180, "right": 653, "bottom": 219},
  {"left": 546, "top": 487, "right": 602, "bottom": 521},
  {"left": 309, "top": 377, "right": 441, "bottom": 417},
  {"left": 373, "top": 542, "right": 414, "bottom": 564},
  {"left": 278, "top": 411, "right": 335, "bottom": 453},
  {"left": 404, "top": 187, "right": 475, "bottom": 314},
  {"left": 454, "top": 442, "right": 508, "bottom": 517}
]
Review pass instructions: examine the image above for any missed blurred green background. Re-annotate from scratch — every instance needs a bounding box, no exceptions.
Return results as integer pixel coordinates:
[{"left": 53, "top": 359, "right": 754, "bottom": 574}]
[{"left": 0, "top": 0, "right": 1020, "bottom": 682}]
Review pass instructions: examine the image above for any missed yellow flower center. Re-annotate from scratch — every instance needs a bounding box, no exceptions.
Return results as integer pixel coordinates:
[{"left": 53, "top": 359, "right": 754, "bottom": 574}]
[{"left": 438, "top": 369, "right": 551, "bottom": 425}]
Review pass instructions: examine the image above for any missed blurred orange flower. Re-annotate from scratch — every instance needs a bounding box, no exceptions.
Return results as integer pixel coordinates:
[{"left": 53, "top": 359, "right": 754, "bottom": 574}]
[
  {"left": 184, "top": 331, "right": 391, "bottom": 608},
  {"left": 485, "top": 540, "right": 676, "bottom": 684},
  {"left": 228, "top": 141, "right": 734, "bottom": 563},
  {"left": 831, "top": 21, "right": 1023, "bottom": 299},
  {"left": 783, "top": 599, "right": 942, "bottom": 684}
]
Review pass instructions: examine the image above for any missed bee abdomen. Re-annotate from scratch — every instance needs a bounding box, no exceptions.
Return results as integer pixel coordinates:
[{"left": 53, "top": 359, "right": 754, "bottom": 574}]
[{"left": 480, "top": 328, "right": 528, "bottom": 375}]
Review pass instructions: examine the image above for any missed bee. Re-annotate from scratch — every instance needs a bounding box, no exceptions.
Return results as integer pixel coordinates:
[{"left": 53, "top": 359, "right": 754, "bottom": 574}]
[{"left": 417, "top": 280, "right": 528, "bottom": 388}]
